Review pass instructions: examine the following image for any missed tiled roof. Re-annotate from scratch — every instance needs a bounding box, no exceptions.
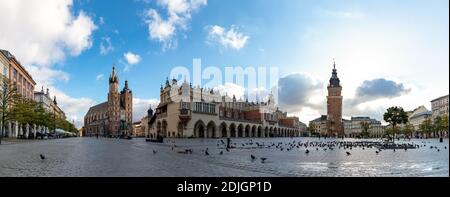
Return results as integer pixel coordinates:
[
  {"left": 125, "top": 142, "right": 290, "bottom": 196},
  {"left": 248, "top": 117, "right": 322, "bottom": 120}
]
[{"left": 86, "top": 102, "right": 108, "bottom": 115}]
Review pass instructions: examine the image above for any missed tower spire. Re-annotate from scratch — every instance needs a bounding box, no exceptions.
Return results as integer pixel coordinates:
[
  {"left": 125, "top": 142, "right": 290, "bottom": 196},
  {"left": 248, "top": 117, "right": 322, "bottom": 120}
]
[
  {"left": 333, "top": 58, "right": 336, "bottom": 69},
  {"left": 329, "top": 59, "right": 340, "bottom": 87},
  {"left": 109, "top": 64, "right": 118, "bottom": 83}
]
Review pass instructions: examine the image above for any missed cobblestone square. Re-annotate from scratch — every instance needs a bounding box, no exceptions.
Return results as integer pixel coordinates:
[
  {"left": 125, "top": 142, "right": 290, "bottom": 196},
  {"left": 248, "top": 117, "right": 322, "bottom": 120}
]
[{"left": 0, "top": 137, "right": 448, "bottom": 177}]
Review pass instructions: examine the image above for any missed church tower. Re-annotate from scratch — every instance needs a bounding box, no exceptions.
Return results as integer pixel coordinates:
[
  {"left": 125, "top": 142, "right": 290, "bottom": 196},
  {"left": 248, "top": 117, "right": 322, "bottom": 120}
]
[
  {"left": 108, "top": 65, "right": 120, "bottom": 136},
  {"left": 120, "top": 80, "right": 133, "bottom": 135},
  {"left": 327, "top": 60, "right": 344, "bottom": 137}
]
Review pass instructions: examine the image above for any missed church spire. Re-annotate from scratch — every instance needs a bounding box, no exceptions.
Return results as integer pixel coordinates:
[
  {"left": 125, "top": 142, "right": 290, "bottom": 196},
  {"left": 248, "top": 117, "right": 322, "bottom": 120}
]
[
  {"left": 333, "top": 58, "right": 336, "bottom": 69},
  {"left": 109, "top": 64, "right": 118, "bottom": 83}
]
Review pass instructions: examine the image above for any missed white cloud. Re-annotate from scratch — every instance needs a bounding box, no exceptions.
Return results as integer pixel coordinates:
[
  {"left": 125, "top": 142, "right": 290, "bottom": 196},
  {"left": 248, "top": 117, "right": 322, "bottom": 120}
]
[
  {"left": 100, "top": 36, "right": 114, "bottom": 55},
  {"left": 143, "top": 0, "right": 207, "bottom": 50},
  {"left": 26, "top": 66, "right": 70, "bottom": 87},
  {"left": 133, "top": 98, "right": 160, "bottom": 122},
  {"left": 206, "top": 25, "right": 249, "bottom": 50},
  {"left": 96, "top": 74, "right": 104, "bottom": 81},
  {"left": 124, "top": 51, "right": 141, "bottom": 65},
  {"left": 123, "top": 51, "right": 141, "bottom": 71},
  {"left": 38, "top": 86, "right": 96, "bottom": 128},
  {"left": 0, "top": 0, "right": 97, "bottom": 128},
  {"left": 0, "top": 0, "right": 97, "bottom": 66},
  {"left": 99, "top": 16, "right": 105, "bottom": 25},
  {"left": 213, "top": 83, "right": 246, "bottom": 100}
]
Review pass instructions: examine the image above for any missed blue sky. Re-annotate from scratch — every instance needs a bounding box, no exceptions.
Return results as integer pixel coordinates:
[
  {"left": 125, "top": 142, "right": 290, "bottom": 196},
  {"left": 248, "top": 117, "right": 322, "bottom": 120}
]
[{"left": 1, "top": 0, "right": 448, "bottom": 127}]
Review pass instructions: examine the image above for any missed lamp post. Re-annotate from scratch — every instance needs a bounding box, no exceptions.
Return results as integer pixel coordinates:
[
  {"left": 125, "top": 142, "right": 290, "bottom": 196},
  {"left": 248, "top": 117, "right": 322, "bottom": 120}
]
[{"left": 53, "top": 96, "right": 57, "bottom": 139}]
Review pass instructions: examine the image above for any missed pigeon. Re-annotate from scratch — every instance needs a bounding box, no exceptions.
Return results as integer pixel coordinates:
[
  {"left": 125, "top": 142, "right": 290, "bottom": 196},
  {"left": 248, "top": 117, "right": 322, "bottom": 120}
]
[
  {"left": 260, "top": 157, "right": 267, "bottom": 163},
  {"left": 375, "top": 151, "right": 379, "bottom": 154},
  {"left": 39, "top": 154, "right": 46, "bottom": 160},
  {"left": 346, "top": 152, "right": 351, "bottom": 156},
  {"left": 219, "top": 151, "right": 223, "bottom": 155},
  {"left": 251, "top": 155, "right": 256, "bottom": 160},
  {"left": 305, "top": 149, "right": 310, "bottom": 154},
  {"left": 153, "top": 150, "right": 157, "bottom": 154}
]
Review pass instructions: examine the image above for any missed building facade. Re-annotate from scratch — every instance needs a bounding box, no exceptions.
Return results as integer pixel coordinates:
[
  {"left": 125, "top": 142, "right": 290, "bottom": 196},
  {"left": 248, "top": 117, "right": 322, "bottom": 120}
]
[
  {"left": 84, "top": 66, "right": 133, "bottom": 137},
  {"left": 132, "top": 121, "right": 145, "bottom": 137},
  {"left": 408, "top": 105, "right": 432, "bottom": 135},
  {"left": 34, "top": 87, "right": 66, "bottom": 120},
  {"left": 0, "top": 49, "right": 35, "bottom": 99},
  {"left": 326, "top": 61, "right": 344, "bottom": 137},
  {"left": 0, "top": 50, "right": 9, "bottom": 79},
  {"left": 1, "top": 49, "right": 42, "bottom": 139},
  {"left": 309, "top": 115, "right": 328, "bottom": 136},
  {"left": 343, "top": 117, "right": 385, "bottom": 138},
  {"left": 145, "top": 78, "right": 303, "bottom": 139},
  {"left": 431, "top": 95, "right": 449, "bottom": 120}
]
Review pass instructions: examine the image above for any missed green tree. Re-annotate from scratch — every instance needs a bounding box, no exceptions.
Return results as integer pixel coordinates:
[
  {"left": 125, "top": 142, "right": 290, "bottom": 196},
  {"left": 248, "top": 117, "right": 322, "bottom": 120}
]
[
  {"left": 434, "top": 115, "right": 449, "bottom": 138},
  {"left": 308, "top": 122, "right": 318, "bottom": 137},
  {"left": 383, "top": 106, "right": 409, "bottom": 142},
  {"left": 10, "top": 98, "right": 38, "bottom": 138},
  {"left": 440, "top": 115, "right": 449, "bottom": 137},
  {"left": 0, "top": 77, "right": 21, "bottom": 144},
  {"left": 419, "top": 118, "right": 433, "bottom": 138},
  {"left": 402, "top": 123, "right": 414, "bottom": 138}
]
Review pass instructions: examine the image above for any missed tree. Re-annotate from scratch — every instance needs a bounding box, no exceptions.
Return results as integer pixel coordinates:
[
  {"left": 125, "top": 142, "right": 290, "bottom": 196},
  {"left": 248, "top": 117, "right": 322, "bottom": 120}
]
[
  {"left": 308, "top": 122, "right": 318, "bottom": 137},
  {"left": 360, "top": 121, "right": 371, "bottom": 138},
  {"left": 0, "top": 77, "right": 21, "bottom": 144},
  {"left": 434, "top": 115, "right": 449, "bottom": 138},
  {"left": 441, "top": 115, "right": 449, "bottom": 137},
  {"left": 402, "top": 123, "right": 414, "bottom": 138},
  {"left": 419, "top": 118, "right": 433, "bottom": 138},
  {"left": 10, "top": 97, "right": 38, "bottom": 139},
  {"left": 383, "top": 106, "right": 408, "bottom": 142}
]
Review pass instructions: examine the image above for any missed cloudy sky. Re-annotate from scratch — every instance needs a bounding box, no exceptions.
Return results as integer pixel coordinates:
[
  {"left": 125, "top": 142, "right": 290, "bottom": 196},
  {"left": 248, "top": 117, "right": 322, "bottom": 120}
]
[{"left": 0, "top": 0, "right": 448, "bottom": 127}]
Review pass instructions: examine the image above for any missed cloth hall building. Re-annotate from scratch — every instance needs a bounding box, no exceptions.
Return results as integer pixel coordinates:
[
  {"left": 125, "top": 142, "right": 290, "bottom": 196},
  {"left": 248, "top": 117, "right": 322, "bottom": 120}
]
[{"left": 146, "top": 78, "right": 307, "bottom": 139}]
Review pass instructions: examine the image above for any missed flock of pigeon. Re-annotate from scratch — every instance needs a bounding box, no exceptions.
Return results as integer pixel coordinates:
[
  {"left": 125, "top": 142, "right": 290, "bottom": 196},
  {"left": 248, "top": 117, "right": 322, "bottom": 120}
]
[{"left": 39, "top": 139, "right": 446, "bottom": 163}]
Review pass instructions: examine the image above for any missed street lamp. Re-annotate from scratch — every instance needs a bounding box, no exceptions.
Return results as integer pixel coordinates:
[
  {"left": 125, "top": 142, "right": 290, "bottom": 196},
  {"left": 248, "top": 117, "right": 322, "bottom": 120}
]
[{"left": 53, "top": 96, "right": 57, "bottom": 139}]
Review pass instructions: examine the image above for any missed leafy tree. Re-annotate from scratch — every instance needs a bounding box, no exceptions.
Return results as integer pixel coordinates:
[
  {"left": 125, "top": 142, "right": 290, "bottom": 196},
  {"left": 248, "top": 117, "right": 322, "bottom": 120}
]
[
  {"left": 434, "top": 115, "right": 449, "bottom": 138},
  {"left": 402, "top": 123, "right": 414, "bottom": 138},
  {"left": 10, "top": 98, "right": 37, "bottom": 138},
  {"left": 0, "top": 77, "right": 21, "bottom": 144},
  {"left": 383, "top": 106, "right": 409, "bottom": 142},
  {"left": 308, "top": 122, "right": 318, "bottom": 137},
  {"left": 419, "top": 118, "right": 433, "bottom": 138}
]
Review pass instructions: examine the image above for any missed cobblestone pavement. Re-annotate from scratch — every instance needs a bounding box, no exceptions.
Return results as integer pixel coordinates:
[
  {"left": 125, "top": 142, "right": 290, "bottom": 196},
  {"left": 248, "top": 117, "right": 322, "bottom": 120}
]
[{"left": 0, "top": 137, "right": 448, "bottom": 177}]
